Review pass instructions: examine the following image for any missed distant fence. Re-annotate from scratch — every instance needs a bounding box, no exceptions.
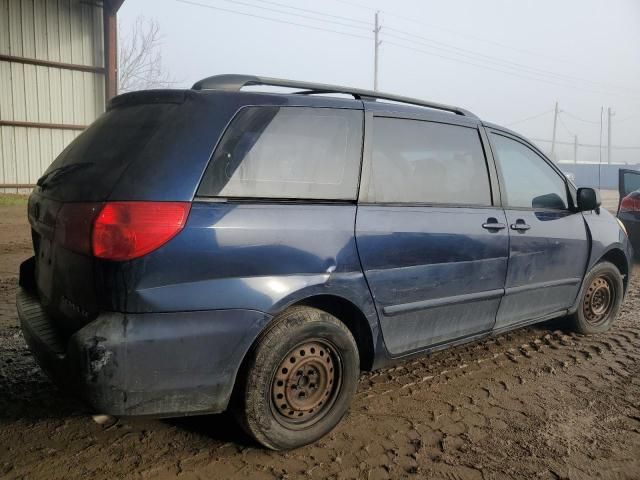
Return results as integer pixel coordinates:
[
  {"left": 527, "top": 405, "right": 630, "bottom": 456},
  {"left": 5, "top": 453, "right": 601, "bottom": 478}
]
[{"left": 557, "top": 163, "right": 640, "bottom": 190}]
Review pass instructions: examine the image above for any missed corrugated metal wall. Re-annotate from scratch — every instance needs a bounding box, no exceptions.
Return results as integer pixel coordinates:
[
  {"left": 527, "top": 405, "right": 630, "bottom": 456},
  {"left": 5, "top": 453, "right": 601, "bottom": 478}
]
[{"left": 0, "top": 0, "right": 105, "bottom": 193}]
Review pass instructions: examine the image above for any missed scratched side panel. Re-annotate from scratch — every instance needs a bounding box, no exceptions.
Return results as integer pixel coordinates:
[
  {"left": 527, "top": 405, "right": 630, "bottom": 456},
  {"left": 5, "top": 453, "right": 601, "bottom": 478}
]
[
  {"left": 119, "top": 203, "right": 379, "bottom": 335},
  {"left": 356, "top": 205, "right": 509, "bottom": 355},
  {"left": 495, "top": 209, "right": 589, "bottom": 328}
]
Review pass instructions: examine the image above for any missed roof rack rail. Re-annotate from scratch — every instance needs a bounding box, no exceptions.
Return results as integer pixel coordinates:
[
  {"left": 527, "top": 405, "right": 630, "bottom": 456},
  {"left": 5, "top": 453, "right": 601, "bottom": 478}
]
[{"left": 191, "top": 74, "right": 477, "bottom": 118}]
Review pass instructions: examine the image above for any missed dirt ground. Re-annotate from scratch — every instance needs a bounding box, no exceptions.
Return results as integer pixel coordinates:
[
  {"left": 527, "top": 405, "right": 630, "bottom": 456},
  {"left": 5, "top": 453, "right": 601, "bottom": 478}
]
[{"left": 1, "top": 195, "right": 639, "bottom": 480}]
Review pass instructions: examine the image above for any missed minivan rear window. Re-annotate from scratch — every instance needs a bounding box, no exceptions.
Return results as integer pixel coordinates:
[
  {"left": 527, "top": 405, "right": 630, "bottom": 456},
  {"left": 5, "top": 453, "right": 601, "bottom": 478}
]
[
  {"left": 197, "top": 107, "right": 363, "bottom": 200},
  {"left": 39, "top": 103, "right": 178, "bottom": 201},
  {"left": 47, "top": 103, "right": 176, "bottom": 173}
]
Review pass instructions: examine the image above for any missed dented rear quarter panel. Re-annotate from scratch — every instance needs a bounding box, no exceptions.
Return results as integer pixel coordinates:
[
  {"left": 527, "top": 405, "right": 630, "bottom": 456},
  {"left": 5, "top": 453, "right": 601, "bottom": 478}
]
[{"left": 119, "top": 202, "right": 382, "bottom": 353}]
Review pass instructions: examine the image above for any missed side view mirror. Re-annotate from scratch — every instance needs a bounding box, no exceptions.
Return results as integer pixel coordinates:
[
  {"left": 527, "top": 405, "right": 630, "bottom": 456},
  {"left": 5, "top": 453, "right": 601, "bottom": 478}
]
[{"left": 577, "top": 187, "right": 601, "bottom": 213}]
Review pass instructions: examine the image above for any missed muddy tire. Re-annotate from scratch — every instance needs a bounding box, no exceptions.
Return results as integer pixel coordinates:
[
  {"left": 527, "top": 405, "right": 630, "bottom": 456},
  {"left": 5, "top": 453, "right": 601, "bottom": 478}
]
[
  {"left": 235, "top": 306, "right": 359, "bottom": 450},
  {"left": 568, "top": 261, "right": 624, "bottom": 335}
]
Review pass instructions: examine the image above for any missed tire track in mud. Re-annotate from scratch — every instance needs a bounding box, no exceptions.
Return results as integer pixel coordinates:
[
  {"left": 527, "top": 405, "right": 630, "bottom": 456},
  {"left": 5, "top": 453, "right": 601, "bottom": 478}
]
[
  {"left": 325, "top": 319, "right": 640, "bottom": 479},
  {"left": 356, "top": 324, "right": 640, "bottom": 403}
]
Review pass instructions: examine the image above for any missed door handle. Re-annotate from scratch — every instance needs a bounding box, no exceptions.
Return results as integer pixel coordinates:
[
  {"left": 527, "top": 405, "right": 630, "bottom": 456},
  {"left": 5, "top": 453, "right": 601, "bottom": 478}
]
[
  {"left": 510, "top": 219, "right": 531, "bottom": 231},
  {"left": 482, "top": 218, "right": 507, "bottom": 230}
]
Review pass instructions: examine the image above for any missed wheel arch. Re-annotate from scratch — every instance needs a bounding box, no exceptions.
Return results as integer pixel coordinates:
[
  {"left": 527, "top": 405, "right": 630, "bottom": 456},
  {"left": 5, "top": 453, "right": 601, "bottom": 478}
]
[
  {"left": 229, "top": 293, "right": 376, "bottom": 416},
  {"left": 294, "top": 294, "right": 375, "bottom": 371},
  {"left": 237, "top": 293, "right": 376, "bottom": 380},
  {"left": 599, "top": 247, "right": 630, "bottom": 292}
]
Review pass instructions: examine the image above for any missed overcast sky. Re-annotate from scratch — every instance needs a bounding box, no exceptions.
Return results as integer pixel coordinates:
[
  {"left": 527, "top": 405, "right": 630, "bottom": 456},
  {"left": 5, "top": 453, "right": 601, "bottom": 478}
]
[{"left": 119, "top": 0, "right": 640, "bottom": 163}]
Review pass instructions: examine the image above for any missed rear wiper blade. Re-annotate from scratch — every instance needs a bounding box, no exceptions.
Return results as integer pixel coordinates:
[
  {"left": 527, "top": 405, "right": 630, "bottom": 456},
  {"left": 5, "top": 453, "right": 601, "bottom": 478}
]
[{"left": 37, "top": 163, "right": 92, "bottom": 189}]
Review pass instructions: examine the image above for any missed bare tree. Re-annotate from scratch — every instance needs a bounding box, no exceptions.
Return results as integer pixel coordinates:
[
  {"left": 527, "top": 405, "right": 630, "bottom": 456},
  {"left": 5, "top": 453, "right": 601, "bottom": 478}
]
[{"left": 118, "top": 16, "right": 175, "bottom": 93}]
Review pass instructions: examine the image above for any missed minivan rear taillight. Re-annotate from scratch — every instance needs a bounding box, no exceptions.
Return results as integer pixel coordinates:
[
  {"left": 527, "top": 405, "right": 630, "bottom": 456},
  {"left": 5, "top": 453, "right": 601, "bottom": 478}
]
[
  {"left": 619, "top": 195, "right": 640, "bottom": 213},
  {"left": 55, "top": 201, "right": 191, "bottom": 261},
  {"left": 92, "top": 202, "right": 191, "bottom": 261}
]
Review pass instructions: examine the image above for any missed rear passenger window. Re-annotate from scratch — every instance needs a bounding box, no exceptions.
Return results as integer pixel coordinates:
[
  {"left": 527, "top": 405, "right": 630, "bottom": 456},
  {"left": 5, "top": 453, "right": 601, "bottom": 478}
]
[
  {"left": 366, "top": 117, "right": 492, "bottom": 205},
  {"left": 198, "top": 107, "right": 363, "bottom": 200},
  {"left": 490, "top": 133, "right": 568, "bottom": 210}
]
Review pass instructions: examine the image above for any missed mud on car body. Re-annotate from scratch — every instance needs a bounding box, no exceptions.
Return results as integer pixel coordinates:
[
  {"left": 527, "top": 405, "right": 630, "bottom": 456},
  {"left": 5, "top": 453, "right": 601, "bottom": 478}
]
[{"left": 17, "top": 75, "right": 633, "bottom": 450}]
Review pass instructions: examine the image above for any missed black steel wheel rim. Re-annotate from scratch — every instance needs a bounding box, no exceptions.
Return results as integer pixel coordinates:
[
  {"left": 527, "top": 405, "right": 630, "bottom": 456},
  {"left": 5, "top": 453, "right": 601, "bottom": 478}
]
[
  {"left": 583, "top": 274, "right": 615, "bottom": 326},
  {"left": 269, "top": 338, "right": 343, "bottom": 429}
]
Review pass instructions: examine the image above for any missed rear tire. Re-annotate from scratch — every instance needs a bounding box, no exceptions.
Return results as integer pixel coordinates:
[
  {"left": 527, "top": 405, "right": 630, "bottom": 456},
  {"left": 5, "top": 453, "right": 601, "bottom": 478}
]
[
  {"left": 235, "top": 306, "right": 359, "bottom": 450},
  {"left": 568, "top": 261, "right": 624, "bottom": 335}
]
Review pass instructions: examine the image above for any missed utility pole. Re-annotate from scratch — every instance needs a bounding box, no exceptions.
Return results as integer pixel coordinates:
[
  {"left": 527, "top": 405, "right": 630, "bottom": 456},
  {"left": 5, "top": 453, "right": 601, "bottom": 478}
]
[
  {"left": 373, "top": 11, "right": 381, "bottom": 91},
  {"left": 573, "top": 135, "right": 578, "bottom": 163},
  {"left": 598, "top": 106, "right": 604, "bottom": 165},
  {"left": 550, "top": 101, "right": 559, "bottom": 161},
  {"left": 607, "top": 107, "right": 614, "bottom": 164}
]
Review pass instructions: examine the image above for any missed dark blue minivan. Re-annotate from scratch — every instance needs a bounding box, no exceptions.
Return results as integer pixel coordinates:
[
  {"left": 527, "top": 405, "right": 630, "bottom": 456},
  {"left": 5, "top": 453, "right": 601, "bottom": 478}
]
[{"left": 18, "top": 75, "right": 633, "bottom": 450}]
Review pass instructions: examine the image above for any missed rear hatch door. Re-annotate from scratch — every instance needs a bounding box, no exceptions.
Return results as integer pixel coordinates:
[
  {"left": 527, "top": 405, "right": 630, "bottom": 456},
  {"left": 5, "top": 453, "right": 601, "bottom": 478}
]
[{"left": 29, "top": 96, "right": 183, "bottom": 334}]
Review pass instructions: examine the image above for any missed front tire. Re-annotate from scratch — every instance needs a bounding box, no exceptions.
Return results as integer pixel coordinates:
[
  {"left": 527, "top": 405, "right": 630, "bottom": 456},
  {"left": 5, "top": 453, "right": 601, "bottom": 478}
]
[
  {"left": 236, "top": 306, "right": 359, "bottom": 450},
  {"left": 568, "top": 261, "right": 624, "bottom": 334}
]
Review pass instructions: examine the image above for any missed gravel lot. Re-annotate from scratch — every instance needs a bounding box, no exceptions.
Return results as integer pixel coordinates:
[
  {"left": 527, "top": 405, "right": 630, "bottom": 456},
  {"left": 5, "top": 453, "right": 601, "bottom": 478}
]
[{"left": 0, "top": 194, "right": 638, "bottom": 480}]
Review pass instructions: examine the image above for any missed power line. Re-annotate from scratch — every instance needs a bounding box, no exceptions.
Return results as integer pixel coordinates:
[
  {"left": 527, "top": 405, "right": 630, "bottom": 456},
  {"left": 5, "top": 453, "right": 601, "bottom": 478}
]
[
  {"left": 390, "top": 18, "right": 593, "bottom": 70},
  {"left": 530, "top": 138, "right": 640, "bottom": 150},
  {"left": 203, "top": 0, "right": 612, "bottom": 95},
  {"left": 560, "top": 110, "right": 601, "bottom": 125},
  {"left": 326, "top": 0, "right": 615, "bottom": 78},
  {"left": 254, "top": 0, "right": 370, "bottom": 25},
  {"left": 614, "top": 113, "right": 640, "bottom": 123},
  {"left": 176, "top": 0, "right": 372, "bottom": 40},
  {"left": 382, "top": 28, "right": 640, "bottom": 96},
  {"left": 557, "top": 115, "right": 576, "bottom": 137},
  {"left": 178, "top": 0, "right": 639, "bottom": 99},
  {"left": 328, "top": 0, "right": 578, "bottom": 66},
  {"left": 335, "top": 3, "right": 598, "bottom": 71},
  {"left": 610, "top": 145, "right": 640, "bottom": 151},
  {"left": 385, "top": 30, "right": 582, "bottom": 90},
  {"left": 197, "top": 0, "right": 371, "bottom": 31},
  {"left": 383, "top": 39, "right": 635, "bottom": 97},
  {"left": 505, "top": 109, "right": 553, "bottom": 127},
  {"left": 328, "top": 0, "right": 638, "bottom": 94},
  {"left": 329, "top": 0, "right": 377, "bottom": 11}
]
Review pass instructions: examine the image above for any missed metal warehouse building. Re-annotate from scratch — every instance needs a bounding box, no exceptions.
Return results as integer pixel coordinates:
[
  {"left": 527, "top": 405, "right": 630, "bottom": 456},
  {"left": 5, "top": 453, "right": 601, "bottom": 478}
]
[{"left": 0, "top": 0, "right": 123, "bottom": 192}]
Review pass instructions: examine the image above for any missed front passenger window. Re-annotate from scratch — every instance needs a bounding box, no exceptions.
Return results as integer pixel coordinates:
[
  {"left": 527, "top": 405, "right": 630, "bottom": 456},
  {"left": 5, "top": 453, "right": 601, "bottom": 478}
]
[{"left": 491, "top": 133, "right": 568, "bottom": 209}]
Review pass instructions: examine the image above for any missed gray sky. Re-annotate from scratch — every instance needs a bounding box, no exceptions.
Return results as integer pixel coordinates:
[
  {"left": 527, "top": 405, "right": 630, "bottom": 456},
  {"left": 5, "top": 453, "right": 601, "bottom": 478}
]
[{"left": 119, "top": 0, "right": 640, "bottom": 163}]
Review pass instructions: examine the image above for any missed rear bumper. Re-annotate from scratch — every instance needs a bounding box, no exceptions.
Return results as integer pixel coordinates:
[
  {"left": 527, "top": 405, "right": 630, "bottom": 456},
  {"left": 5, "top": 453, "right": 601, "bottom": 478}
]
[{"left": 17, "top": 258, "right": 271, "bottom": 417}]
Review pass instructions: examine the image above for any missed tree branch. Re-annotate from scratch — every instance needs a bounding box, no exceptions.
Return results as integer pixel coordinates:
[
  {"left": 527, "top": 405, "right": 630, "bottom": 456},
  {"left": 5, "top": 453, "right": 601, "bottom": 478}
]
[{"left": 118, "top": 16, "right": 176, "bottom": 92}]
